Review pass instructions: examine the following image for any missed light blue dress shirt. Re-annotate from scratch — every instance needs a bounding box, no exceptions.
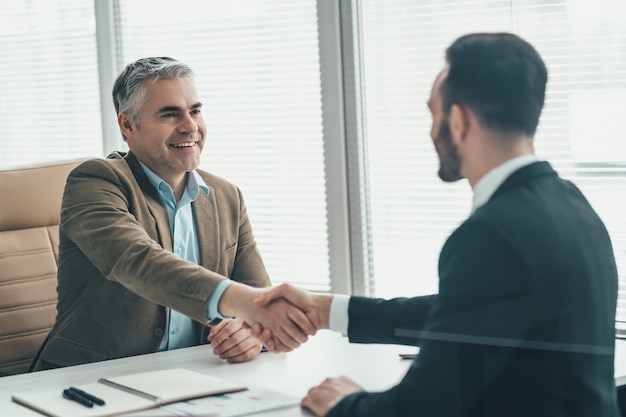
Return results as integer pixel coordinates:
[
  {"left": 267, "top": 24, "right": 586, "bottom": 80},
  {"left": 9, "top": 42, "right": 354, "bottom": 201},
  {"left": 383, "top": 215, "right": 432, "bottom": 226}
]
[{"left": 138, "top": 162, "right": 211, "bottom": 351}]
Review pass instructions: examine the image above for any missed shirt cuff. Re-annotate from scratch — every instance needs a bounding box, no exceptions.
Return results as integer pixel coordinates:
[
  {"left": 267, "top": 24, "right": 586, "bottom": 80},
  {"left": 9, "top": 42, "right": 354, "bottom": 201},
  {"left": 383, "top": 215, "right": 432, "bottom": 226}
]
[
  {"left": 206, "top": 279, "right": 235, "bottom": 321},
  {"left": 329, "top": 294, "right": 350, "bottom": 337}
]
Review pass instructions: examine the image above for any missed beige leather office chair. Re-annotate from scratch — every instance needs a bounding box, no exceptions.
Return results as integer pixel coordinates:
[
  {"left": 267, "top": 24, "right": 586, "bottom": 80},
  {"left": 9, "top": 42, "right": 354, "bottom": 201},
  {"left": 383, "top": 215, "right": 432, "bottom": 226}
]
[{"left": 0, "top": 159, "right": 86, "bottom": 374}]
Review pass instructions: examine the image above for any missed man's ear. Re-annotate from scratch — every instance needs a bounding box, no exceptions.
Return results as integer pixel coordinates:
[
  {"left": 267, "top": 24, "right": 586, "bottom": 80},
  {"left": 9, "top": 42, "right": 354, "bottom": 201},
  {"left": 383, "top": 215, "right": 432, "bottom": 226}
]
[
  {"left": 448, "top": 104, "right": 469, "bottom": 146},
  {"left": 118, "top": 113, "right": 135, "bottom": 139}
]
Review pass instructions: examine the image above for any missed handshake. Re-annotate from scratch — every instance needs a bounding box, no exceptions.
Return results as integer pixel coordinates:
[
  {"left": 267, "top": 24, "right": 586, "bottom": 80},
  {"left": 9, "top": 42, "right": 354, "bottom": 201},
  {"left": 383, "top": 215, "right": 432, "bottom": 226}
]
[
  {"left": 218, "top": 282, "right": 335, "bottom": 352},
  {"left": 217, "top": 283, "right": 365, "bottom": 416}
]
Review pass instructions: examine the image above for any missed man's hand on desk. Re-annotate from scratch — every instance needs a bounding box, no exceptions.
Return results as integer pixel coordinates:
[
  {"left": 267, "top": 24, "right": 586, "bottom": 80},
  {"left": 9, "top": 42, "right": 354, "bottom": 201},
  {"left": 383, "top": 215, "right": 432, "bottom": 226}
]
[
  {"left": 301, "top": 376, "right": 364, "bottom": 417},
  {"left": 207, "top": 318, "right": 263, "bottom": 363},
  {"left": 251, "top": 283, "right": 333, "bottom": 352},
  {"left": 218, "top": 283, "right": 317, "bottom": 352}
]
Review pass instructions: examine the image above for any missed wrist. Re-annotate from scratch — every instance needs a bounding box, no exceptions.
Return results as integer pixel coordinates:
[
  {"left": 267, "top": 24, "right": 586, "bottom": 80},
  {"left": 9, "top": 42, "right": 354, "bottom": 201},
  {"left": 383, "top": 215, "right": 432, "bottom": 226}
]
[
  {"left": 313, "top": 294, "right": 333, "bottom": 329},
  {"left": 218, "top": 282, "right": 256, "bottom": 318}
]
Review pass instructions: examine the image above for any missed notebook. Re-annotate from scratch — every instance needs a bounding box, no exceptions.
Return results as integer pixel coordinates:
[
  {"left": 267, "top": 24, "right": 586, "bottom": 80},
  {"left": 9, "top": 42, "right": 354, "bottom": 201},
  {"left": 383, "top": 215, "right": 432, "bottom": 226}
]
[
  {"left": 12, "top": 368, "right": 247, "bottom": 417},
  {"left": 117, "top": 386, "right": 301, "bottom": 417}
]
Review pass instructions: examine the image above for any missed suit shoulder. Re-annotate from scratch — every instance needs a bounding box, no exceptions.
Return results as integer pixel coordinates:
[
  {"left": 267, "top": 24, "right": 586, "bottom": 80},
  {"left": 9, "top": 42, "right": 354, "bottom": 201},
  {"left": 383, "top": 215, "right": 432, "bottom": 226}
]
[
  {"left": 72, "top": 157, "right": 115, "bottom": 174},
  {"left": 69, "top": 156, "right": 135, "bottom": 186}
]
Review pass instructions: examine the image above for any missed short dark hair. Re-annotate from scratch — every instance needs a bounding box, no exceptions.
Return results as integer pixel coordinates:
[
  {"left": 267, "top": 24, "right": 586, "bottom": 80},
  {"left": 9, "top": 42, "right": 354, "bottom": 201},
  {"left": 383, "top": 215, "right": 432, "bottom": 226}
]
[{"left": 440, "top": 33, "right": 548, "bottom": 136}]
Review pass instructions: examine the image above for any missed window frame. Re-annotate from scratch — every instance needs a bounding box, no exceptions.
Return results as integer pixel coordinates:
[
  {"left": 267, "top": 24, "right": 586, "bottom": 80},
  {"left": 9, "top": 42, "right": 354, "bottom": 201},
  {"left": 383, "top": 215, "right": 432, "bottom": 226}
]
[{"left": 89, "top": 0, "right": 626, "bottom": 329}]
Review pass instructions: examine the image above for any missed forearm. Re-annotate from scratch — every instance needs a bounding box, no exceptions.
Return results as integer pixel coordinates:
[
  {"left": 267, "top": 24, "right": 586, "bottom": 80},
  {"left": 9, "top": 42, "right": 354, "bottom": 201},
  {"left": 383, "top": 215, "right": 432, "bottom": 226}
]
[{"left": 347, "top": 295, "right": 436, "bottom": 346}]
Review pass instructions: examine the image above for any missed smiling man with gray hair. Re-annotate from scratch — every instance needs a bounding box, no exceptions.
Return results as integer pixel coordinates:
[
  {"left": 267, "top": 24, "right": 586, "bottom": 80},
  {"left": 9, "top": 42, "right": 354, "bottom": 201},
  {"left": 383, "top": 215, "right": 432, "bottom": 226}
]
[{"left": 30, "top": 57, "right": 314, "bottom": 371}]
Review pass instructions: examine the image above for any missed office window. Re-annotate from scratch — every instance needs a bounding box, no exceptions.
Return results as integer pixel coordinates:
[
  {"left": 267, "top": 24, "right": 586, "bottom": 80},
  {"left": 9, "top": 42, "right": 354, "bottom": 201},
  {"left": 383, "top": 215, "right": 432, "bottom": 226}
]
[
  {"left": 353, "top": 0, "right": 626, "bottom": 327},
  {"left": 0, "top": 0, "right": 102, "bottom": 168},
  {"left": 115, "top": 0, "right": 330, "bottom": 291}
]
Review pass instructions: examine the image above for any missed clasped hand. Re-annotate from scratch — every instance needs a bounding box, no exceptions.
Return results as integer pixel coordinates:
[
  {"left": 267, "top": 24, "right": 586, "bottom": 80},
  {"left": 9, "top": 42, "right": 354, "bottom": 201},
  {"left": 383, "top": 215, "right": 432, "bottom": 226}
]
[
  {"left": 207, "top": 318, "right": 262, "bottom": 363},
  {"left": 222, "top": 283, "right": 362, "bottom": 417},
  {"left": 218, "top": 283, "right": 327, "bottom": 352},
  {"left": 250, "top": 283, "right": 332, "bottom": 352}
]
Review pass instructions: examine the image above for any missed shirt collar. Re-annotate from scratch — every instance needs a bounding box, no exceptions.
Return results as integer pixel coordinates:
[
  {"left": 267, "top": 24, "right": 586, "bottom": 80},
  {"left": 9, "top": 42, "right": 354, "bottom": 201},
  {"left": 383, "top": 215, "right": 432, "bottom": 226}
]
[
  {"left": 137, "top": 161, "right": 209, "bottom": 201},
  {"left": 471, "top": 155, "right": 538, "bottom": 213}
]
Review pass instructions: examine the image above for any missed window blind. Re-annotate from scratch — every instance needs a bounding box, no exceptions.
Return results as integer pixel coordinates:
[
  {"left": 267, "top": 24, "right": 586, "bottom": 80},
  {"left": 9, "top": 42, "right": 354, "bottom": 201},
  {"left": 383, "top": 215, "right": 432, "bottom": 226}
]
[
  {"left": 116, "top": 0, "right": 330, "bottom": 291},
  {"left": 0, "top": 0, "right": 103, "bottom": 168},
  {"left": 355, "top": 0, "right": 626, "bottom": 330}
]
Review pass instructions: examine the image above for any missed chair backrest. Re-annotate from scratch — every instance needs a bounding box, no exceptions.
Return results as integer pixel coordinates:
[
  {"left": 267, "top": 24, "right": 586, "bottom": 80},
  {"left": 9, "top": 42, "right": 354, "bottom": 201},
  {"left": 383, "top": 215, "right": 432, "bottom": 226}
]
[{"left": 0, "top": 159, "right": 86, "bottom": 374}]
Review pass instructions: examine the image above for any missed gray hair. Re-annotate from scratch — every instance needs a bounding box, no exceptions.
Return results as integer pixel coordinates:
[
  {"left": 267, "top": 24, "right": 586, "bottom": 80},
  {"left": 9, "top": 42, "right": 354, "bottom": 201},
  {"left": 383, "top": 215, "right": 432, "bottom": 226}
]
[{"left": 112, "top": 57, "right": 195, "bottom": 139}]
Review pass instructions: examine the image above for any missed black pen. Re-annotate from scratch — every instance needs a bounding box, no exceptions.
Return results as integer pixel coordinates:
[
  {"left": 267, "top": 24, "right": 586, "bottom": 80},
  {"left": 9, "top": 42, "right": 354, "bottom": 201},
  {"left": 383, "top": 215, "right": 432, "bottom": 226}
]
[
  {"left": 62, "top": 389, "right": 93, "bottom": 408},
  {"left": 69, "top": 387, "right": 106, "bottom": 406},
  {"left": 399, "top": 353, "right": 418, "bottom": 360}
]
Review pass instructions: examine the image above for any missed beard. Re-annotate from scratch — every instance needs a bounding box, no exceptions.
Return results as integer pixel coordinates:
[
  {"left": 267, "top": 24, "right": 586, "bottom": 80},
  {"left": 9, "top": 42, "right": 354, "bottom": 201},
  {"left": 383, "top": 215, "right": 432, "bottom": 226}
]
[{"left": 434, "top": 118, "right": 462, "bottom": 182}]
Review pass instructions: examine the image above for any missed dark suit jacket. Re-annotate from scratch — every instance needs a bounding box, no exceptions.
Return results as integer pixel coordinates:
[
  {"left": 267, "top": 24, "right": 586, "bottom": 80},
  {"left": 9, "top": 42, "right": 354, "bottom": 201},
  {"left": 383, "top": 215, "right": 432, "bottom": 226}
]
[
  {"left": 30, "top": 151, "right": 270, "bottom": 370},
  {"left": 329, "top": 161, "right": 620, "bottom": 417}
]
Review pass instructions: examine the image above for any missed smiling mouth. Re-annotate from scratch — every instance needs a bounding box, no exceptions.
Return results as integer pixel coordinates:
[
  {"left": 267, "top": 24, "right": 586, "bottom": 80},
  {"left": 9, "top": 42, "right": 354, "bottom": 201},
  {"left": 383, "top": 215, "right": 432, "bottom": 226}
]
[{"left": 170, "top": 141, "right": 197, "bottom": 148}]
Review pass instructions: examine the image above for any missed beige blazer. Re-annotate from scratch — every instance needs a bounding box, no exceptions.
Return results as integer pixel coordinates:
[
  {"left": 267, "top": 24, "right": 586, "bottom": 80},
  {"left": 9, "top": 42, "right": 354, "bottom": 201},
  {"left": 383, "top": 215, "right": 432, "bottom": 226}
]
[{"left": 30, "top": 151, "right": 270, "bottom": 370}]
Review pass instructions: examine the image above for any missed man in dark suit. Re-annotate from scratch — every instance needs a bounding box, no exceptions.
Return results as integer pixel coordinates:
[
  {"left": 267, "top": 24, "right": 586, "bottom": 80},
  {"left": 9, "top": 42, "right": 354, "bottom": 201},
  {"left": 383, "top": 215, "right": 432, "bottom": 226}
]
[{"left": 255, "top": 32, "right": 620, "bottom": 416}]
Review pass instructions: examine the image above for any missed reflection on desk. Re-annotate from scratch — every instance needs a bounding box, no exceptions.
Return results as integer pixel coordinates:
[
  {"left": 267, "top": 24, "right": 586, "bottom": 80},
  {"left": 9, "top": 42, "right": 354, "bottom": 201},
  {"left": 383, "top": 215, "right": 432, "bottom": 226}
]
[
  {"left": 614, "top": 339, "right": 626, "bottom": 386},
  {"left": 0, "top": 331, "right": 413, "bottom": 417},
  {"left": 3, "top": 332, "right": 626, "bottom": 417}
]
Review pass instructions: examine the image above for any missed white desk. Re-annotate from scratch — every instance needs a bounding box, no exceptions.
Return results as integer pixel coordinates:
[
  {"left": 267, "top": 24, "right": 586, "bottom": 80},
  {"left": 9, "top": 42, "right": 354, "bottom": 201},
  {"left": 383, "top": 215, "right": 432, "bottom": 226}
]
[
  {"left": 0, "top": 331, "right": 414, "bottom": 416},
  {"left": 2, "top": 332, "right": 626, "bottom": 416}
]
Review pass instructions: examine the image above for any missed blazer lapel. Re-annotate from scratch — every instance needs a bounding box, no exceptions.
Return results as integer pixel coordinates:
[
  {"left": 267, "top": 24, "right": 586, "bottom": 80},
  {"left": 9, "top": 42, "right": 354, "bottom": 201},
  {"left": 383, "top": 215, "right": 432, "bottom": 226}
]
[
  {"left": 145, "top": 191, "right": 173, "bottom": 252},
  {"left": 193, "top": 186, "right": 220, "bottom": 272},
  {"left": 124, "top": 152, "right": 173, "bottom": 252}
]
